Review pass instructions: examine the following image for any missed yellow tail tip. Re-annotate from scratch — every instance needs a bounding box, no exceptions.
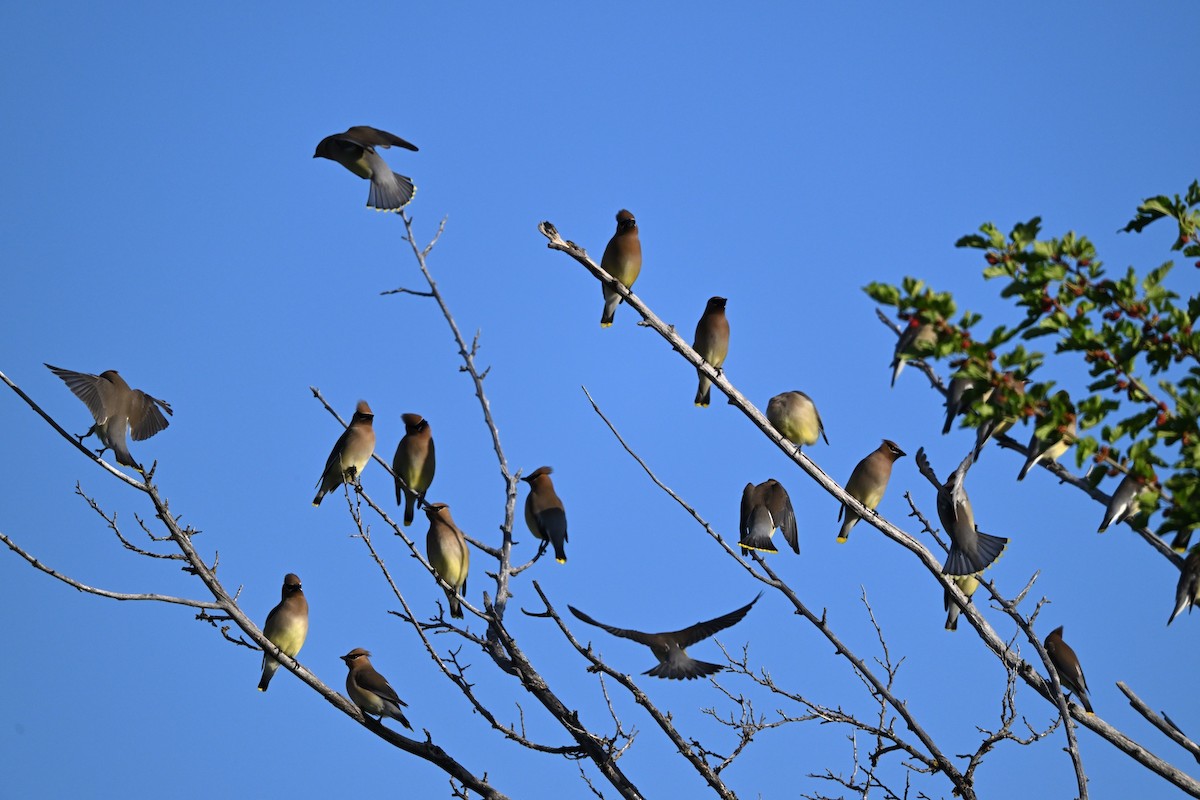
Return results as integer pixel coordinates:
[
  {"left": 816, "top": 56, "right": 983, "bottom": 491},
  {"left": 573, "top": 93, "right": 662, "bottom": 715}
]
[
  {"left": 556, "top": 557, "right": 567, "bottom": 564},
  {"left": 836, "top": 536, "right": 849, "bottom": 544}
]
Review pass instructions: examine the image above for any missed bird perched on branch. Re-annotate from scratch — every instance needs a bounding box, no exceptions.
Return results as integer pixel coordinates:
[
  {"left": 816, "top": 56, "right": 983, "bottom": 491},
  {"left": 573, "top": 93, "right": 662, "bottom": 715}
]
[
  {"left": 739, "top": 479, "right": 798, "bottom": 555},
  {"left": 1017, "top": 391, "right": 1075, "bottom": 481},
  {"left": 972, "top": 374, "right": 1026, "bottom": 462},
  {"left": 523, "top": 466, "right": 569, "bottom": 563},
  {"left": 393, "top": 413, "right": 435, "bottom": 526},
  {"left": 45, "top": 363, "right": 172, "bottom": 471},
  {"left": 1097, "top": 469, "right": 1150, "bottom": 533},
  {"left": 258, "top": 573, "right": 309, "bottom": 692},
  {"left": 1044, "top": 626, "right": 1094, "bottom": 714},
  {"left": 767, "top": 391, "right": 828, "bottom": 451},
  {"left": 569, "top": 594, "right": 762, "bottom": 680},
  {"left": 426, "top": 502, "right": 469, "bottom": 618},
  {"left": 599, "top": 209, "right": 642, "bottom": 327},
  {"left": 914, "top": 448, "right": 1008, "bottom": 576},
  {"left": 692, "top": 296, "right": 730, "bottom": 407},
  {"left": 890, "top": 319, "right": 936, "bottom": 387},
  {"left": 341, "top": 648, "right": 412, "bottom": 728},
  {"left": 313, "top": 400, "right": 375, "bottom": 507},
  {"left": 313, "top": 126, "right": 419, "bottom": 211},
  {"left": 838, "top": 439, "right": 906, "bottom": 543},
  {"left": 1168, "top": 546, "right": 1200, "bottom": 625}
]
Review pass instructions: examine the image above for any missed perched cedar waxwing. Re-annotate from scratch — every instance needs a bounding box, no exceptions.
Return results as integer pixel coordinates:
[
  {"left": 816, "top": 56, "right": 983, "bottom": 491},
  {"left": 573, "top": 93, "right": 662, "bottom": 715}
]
[
  {"left": 739, "top": 479, "right": 798, "bottom": 555},
  {"left": 943, "top": 375, "right": 975, "bottom": 435},
  {"left": 45, "top": 364, "right": 173, "bottom": 470},
  {"left": 943, "top": 574, "right": 980, "bottom": 632},
  {"left": 1168, "top": 546, "right": 1200, "bottom": 625},
  {"left": 569, "top": 593, "right": 761, "bottom": 680},
  {"left": 313, "top": 126, "right": 418, "bottom": 211},
  {"left": 1171, "top": 529, "right": 1194, "bottom": 553},
  {"left": 258, "top": 573, "right": 309, "bottom": 692},
  {"left": 393, "top": 413, "right": 435, "bottom": 527},
  {"left": 340, "top": 648, "right": 412, "bottom": 728},
  {"left": 915, "top": 448, "right": 1008, "bottom": 576},
  {"left": 972, "top": 375, "right": 1027, "bottom": 462},
  {"left": 599, "top": 209, "right": 642, "bottom": 327},
  {"left": 838, "top": 439, "right": 906, "bottom": 543},
  {"left": 1017, "top": 392, "right": 1076, "bottom": 481},
  {"left": 692, "top": 296, "right": 730, "bottom": 407},
  {"left": 523, "top": 466, "right": 568, "bottom": 563},
  {"left": 425, "top": 503, "right": 469, "bottom": 618},
  {"left": 1097, "top": 470, "right": 1148, "bottom": 533},
  {"left": 1044, "top": 626, "right": 1094, "bottom": 714},
  {"left": 312, "top": 400, "right": 376, "bottom": 507},
  {"left": 890, "top": 320, "right": 937, "bottom": 387},
  {"left": 766, "top": 391, "right": 829, "bottom": 450}
]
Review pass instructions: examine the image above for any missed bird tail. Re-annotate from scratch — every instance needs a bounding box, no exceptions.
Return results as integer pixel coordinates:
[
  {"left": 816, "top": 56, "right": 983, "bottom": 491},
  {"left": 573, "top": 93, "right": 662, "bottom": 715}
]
[
  {"left": 448, "top": 591, "right": 463, "bottom": 619},
  {"left": 944, "top": 530, "right": 1008, "bottom": 576},
  {"left": 836, "top": 509, "right": 858, "bottom": 544},
  {"left": 645, "top": 658, "right": 723, "bottom": 681},
  {"left": 1168, "top": 596, "right": 1192, "bottom": 626},
  {"left": 600, "top": 286, "right": 622, "bottom": 327},
  {"left": 944, "top": 604, "right": 961, "bottom": 632},
  {"left": 368, "top": 172, "right": 416, "bottom": 212},
  {"left": 1171, "top": 529, "right": 1193, "bottom": 552},
  {"left": 1076, "top": 690, "right": 1094, "bottom": 715},
  {"left": 1017, "top": 454, "right": 1037, "bottom": 481},
  {"left": 258, "top": 657, "right": 279, "bottom": 692},
  {"left": 740, "top": 507, "right": 778, "bottom": 554},
  {"left": 890, "top": 358, "right": 903, "bottom": 387},
  {"left": 540, "top": 508, "right": 569, "bottom": 563},
  {"left": 403, "top": 490, "right": 417, "bottom": 527},
  {"left": 695, "top": 374, "right": 712, "bottom": 407}
]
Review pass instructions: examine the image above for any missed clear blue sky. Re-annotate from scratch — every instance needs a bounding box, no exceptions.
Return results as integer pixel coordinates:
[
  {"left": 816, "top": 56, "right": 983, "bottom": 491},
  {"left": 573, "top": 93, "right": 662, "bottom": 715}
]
[{"left": 1, "top": 3, "right": 1196, "bottom": 798}]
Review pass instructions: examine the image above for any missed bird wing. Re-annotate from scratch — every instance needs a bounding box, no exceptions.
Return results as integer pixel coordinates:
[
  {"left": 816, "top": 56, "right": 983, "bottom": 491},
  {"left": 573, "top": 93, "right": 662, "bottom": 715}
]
[
  {"left": 129, "top": 390, "right": 173, "bottom": 441},
  {"left": 768, "top": 482, "right": 799, "bottom": 554},
  {"left": 913, "top": 447, "right": 942, "bottom": 490},
  {"left": 45, "top": 364, "right": 107, "bottom": 422},
  {"left": 568, "top": 606, "right": 657, "bottom": 646},
  {"left": 343, "top": 126, "right": 419, "bottom": 152},
  {"left": 355, "top": 668, "right": 406, "bottom": 708},
  {"left": 739, "top": 483, "right": 755, "bottom": 539},
  {"left": 671, "top": 593, "right": 762, "bottom": 649}
]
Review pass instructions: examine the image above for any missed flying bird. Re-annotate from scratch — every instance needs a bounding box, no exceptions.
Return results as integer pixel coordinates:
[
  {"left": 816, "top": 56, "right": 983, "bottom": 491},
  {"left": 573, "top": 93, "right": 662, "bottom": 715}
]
[
  {"left": 943, "top": 574, "right": 979, "bottom": 632},
  {"left": 258, "top": 573, "right": 309, "bottom": 692},
  {"left": 915, "top": 448, "right": 1008, "bottom": 576},
  {"left": 313, "top": 400, "right": 376, "bottom": 507},
  {"left": 426, "top": 503, "right": 469, "bottom": 618},
  {"left": 838, "top": 439, "right": 906, "bottom": 543},
  {"left": 393, "top": 413, "right": 435, "bottom": 526},
  {"left": 1044, "top": 626, "right": 1094, "bottom": 714},
  {"left": 890, "top": 319, "right": 936, "bottom": 387},
  {"left": 692, "top": 296, "right": 730, "bottom": 407},
  {"left": 523, "top": 466, "right": 569, "bottom": 563},
  {"left": 599, "top": 209, "right": 642, "bottom": 327},
  {"left": 569, "top": 593, "right": 762, "bottom": 680},
  {"left": 341, "top": 648, "right": 412, "bottom": 728},
  {"left": 1168, "top": 546, "right": 1200, "bottom": 625},
  {"left": 45, "top": 364, "right": 172, "bottom": 470},
  {"left": 313, "top": 126, "right": 419, "bottom": 211},
  {"left": 739, "top": 479, "right": 798, "bottom": 555},
  {"left": 766, "top": 391, "right": 828, "bottom": 451}
]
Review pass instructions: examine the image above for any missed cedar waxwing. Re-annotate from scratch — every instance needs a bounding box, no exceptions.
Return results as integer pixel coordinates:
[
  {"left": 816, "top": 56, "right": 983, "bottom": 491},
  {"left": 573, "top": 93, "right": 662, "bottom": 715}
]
[
  {"left": 1017, "top": 392, "right": 1076, "bottom": 481},
  {"left": 766, "top": 391, "right": 829, "bottom": 451},
  {"left": 599, "top": 209, "right": 642, "bottom": 327},
  {"left": 45, "top": 363, "right": 173, "bottom": 470},
  {"left": 340, "top": 648, "right": 412, "bottom": 728},
  {"left": 972, "top": 375, "right": 1027, "bottom": 462},
  {"left": 943, "top": 574, "right": 980, "bottom": 632},
  {"left": 837, "top": 439, "right": 906, "bottom": 543},
  {"left": 1044, "top": 626, "right": 1094, "bottom": 714},
  {"left": 522, "top": 466, "right": 568, "bottom": 563},
  {"left": 258, "top": 573, "right": 309, "bottom": 692},
  {"left": 312, "top": 400, "right": 376, "bottom": 507},
  {"left": 915, "top": 448, "right": 1008, "bottom": 576},
  {"left": 739, "top": 479, "right": 798, "bottom": 555},
  {"left": 426, "top": 503, "right": 469, "bottom": 618},
  {"left": 943, "top": 375, "right": 975, "bottom": 435},
  {"left": 393, "top": 413, "right": 435, "bottom": 527},
  {"left": 890, "top": 320, "right": 937, "bottom": 387},
  {"left": 1097, "top": 470, "right": 1148, "bottom": 533},
  {"left": 1168, "top": 546, "right": 1200, "bottom": 625},
  {"left": 568, "top": 593, "right": 761, "bottom": 680},
  {"left": 1171, "top": 529, "right": 1194, "bottom": 553},
  {"left": 313, "top": 126, "right": 418, "bottom": 211},
  {"left": 692, "top": 296, "right": 730, "bottom": 407}
]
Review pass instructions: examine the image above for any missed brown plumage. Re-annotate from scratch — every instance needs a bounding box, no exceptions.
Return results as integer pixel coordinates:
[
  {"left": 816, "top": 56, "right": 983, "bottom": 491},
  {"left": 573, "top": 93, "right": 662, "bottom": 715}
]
[
  {"left": 523, "top": 466, "right": 568, "bottom": 563},
  {"left": 258, "top": 573, "right": 309, "bottom": 692},
  {"left": 890, "top": 320, "right": 936, "bottom": 387},
  {"left": 313, "top": 400, "right": 375, "bottom": 507},
  {"left": 426, "top": 503, "right": 469, "bottom": 618},
  {"left": 766, "top": 391, "right": 828, "bottom": 451},
  {"left": 739, "top": 479, "right": 798, "bottom": 555},
  {"left": 1044, "top": 626, "right": 1094, "bottom": 714},
  {"left": 569, "top": 594, "right": 761, "bottom": 680},
  {"left": 972, "top": 375, "right": 1027, "bottom": 462},
  {"left": 599, "top": 209, "right": 642, "bottom": 327},
  {"left": 1017, "top": 391, "right": 1075, "bottom": 481},
  {"left": 915, "top": 448, "right": 1008, "bottom": 576},
  {"left": 692, "top": 296, "right": 730, "bottom": 406},
  {"left": 45, "top": 364, "right": 172, "bottom": 470},
  {"left": 837, "top": 439, "right": 906, "bottom": 543},
  {"left": 393, "top": 413, "right": 435, "bottom": 526},
  {"left": 1097, "top": 470, "right": 1147, "bottom": 533},
  {"left": 313, "top": 126, "right": 419, "bottom": 211},
  {"left": 341, "top": 648, "right": 412, "bottom": 728}
]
